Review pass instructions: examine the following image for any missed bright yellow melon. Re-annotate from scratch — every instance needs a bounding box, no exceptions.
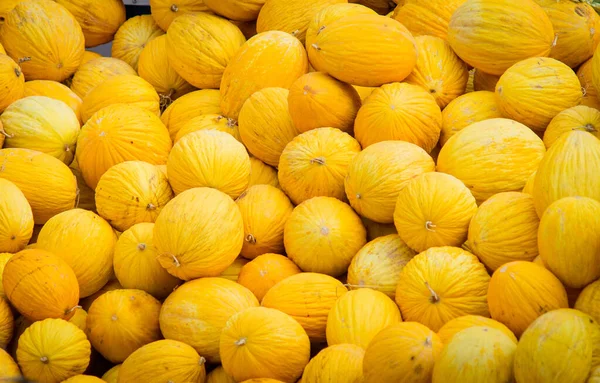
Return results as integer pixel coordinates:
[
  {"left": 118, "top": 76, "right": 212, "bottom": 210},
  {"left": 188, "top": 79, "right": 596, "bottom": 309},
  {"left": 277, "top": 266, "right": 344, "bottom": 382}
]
[
  {"left": 576, "top": 279, "right": 600, "bottom": 324},
  {"left": 487, "top": 261, "right": 568, "bottom": 336},
  {"left": 360, "top": 217, "right": 398, "bottom": 242},
  {"left": 533, "top": 130, "right": 600, "bottom": 216},
  {"left": 437, "top": 118, "right": 546, "bottom": 203},
  {"left": 237, "top": 185, "right": 293, "bottom": 260},
  {"left": 76, "top": 104, "right": 171, "bottom": 190},
  {"left": 345, "top": 141, "right": 435, "bottom": 223},
  {"left": 0, "top": 148, "right": 77, "bottom": 224},
  {"left": 153, "top": 187, "right": 244, "bottom": 280},
  {"left": 166, "top": 12, "right": 246, "bottom": 89},
  {"left": 262, "top": 272, "right": 348, "bottom": 342},
  {"left": 363, "top": 322, "right": 443, "bottom": 383},
  {"left": 578, "top": 58, "right": 600, "bottom": 109},
  {"left": 0, "top": 178, "right": 33, "bottom": 253},
  {"left": 543, "top": 105, "right": 600, "bottom": 148},
  {"left": 437, "top": 315, "right": 517, "bottom": 345},
  {"left": 308, "top": 14, "right": 417, "bottom": 87},
  {"left": 0, "top": 296, "right": 13, "bottom": 349},
  {"left": 70, "top": 57, "right": 137, "bottom": 99},
  {"left": 432, "top": 327, "right": 517, "bottom": 383},
  {"left": 111, "top": 14, "right": 164, "bottom": 71},
  {"left": 473, "top": 69, "right": 500, "bottom": 92},
  {"left": 237, "top": 253, "right": 301, "bottom": 301},
  {"left": 392, "top": 0, "right": 466, "bottom": 40},
  {"left": 278, "top": 128, "right": 361, "bottom": 205},
  {"left": 0, "top": 0, "right": 84, "bottom": 82},
  {"left": 218, "top": 256, "right": 249, "bottom": 282},
  {"left": 440, "top": 91, "right": 502, "bottom": 146},
  {"left": 0, "top": 348, "right": 20, "bottom": 380},
  {"left": 159, "top": 277, "right": 258, "bottom": 363},
  {"left": 288, "top": 72, "right": 361, "bottom": 134},
  {"left": 175, "top": 114, "right": 241, "bottom": 143},
  {"left": 161, "top": 89, "right": 221, "bottom": 140},
  {"left": 405, "top": 35, "right": 469, "bottom": 108},
  {"left": 284, "top": 197, "right": 366, "bottom": 277},
  {"left": 79, "top": 50, "right": 101, "bottom": 67},
  {"left": 393, "top": 172, "right": 477, "bottom": 252},
  {"left": 448, "top": 0, "right": 555, "bottom": 75},
  {"left": 167, "top": 129, "right": 250, "bottom": 198},
  {"left": 95, "top": 161, "right": 173, "bottom": 231},
  {"left": 538, "top": 196, "right": 600, "bottom": 288},
  {"left": 1, "top": 96, "right": 80, "bottom": 164},
  {"left": 220, "top": 31, "right": 308, "bottom": 120},
  {"left": 24, "top": 80, "right": 83, "bottom": 124},
  {"left": 239, "top": 91, "right": 297, "bottom": 168},
  {"left": 0, "top": 54, "right": 24, "bottom": 113},
  {"left": 495, "top": 57, "right": 582, "bottom": 131},
  {"left": 36, "top": 209, "right": 117, "bottom": 298},
  {"left": 248, "top": 157, "right": 280, "bottom": 189},
  {"left": 149, "top": 0, "right": 210, "bottom": 31},
  {"left": 354, "top": 82, "right": 441, "bottom": 152},
  {"left": 302, "top": 344, "right": 364, "bottom": 383}
]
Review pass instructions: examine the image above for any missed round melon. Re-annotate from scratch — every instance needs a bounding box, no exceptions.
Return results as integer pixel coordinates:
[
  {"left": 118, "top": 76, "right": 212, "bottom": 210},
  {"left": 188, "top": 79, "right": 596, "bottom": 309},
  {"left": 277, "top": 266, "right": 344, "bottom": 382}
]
[
  {"left": 392, "top": 0, "right": 466, "bottom": 40},
  {"left": 1, "top": 96, "right": 79, "bottom": 164},
  {"left": 218, "top": 256, "right": 249, "bottom": 282},
  {"left": 288, "top": 72, "right": 361, "bottom": 134},
  {"left": 437, "top": 315, "right": 517, "bottom": 345},
  {"left": 345, "top": 141, "right": 435, "bottom": 224},
  {"left": 448, "top": 0, "right": 554, "bottom": 75},
  {"left": 113, "top": 223, "right": 180, "bottom": 299},
  {"left": 167, "top": 129, "right": 250, "bottom": 198},
  {"left": 495, "top": 57, "right": 582, "bottom": 131},
  {"left": 393, "top": 172, "right": 477, "bottom": 253},
  {"left": 437, "top": 118, "right": 546, "bottom": 203},
  {"left": 24, "top": 80, "right": 83, "bottom": 124},
  {"left": 101, "top": 364, "right": 121, "bottom": 383},
  {"left": 248, "top": 157, "right": 279, "bottom": 189},
  {"left": 354, "top": 82, "right": 442, "bottom": 152},
  {"left": 262, "top": 272, "right": 348, "bottom": 342},
  {"left": 220, "top": 31, "right": 308, "bottom": 120},
  {"left": 468, "top": 192, "right": 540, "bottom": 271},
  {"left": 578, "top": 58, "right": 600, "bottom": 109},
  {"left": 575, "top": 279, "right": 600, "bottom": 324},
  {"left": 70, "top": 57, "right": 136, "bottom": 99},
  {"left": 0, "top": 348, "right": 20, "bottom": 380},
  {"left": 305, "top": 3, "right": 377, "bottom": 49},
  {"left": 302, "top": 344, "right": 364, "bottom": 383},
  {"left": 175, "top": 113, "right": 241, "bottom": 143},
  {"left": 543, "top": 105, "right": 600, "bottom": 148},
  {"left": 284, "top": 197, "right": 366, "bottom": 277},
  {"left": 473, "top": 69, "right": 500, "bottom": 92},
  {"left": 395, "top": 246, "right": 490, "bottom": 331},
  {"left": 76, "top": 103, "right": 171, "bottom": 190},
  {"left": 36, "top": 209, "right": 117, "bottom": 298},
  {"left": 363, "top": 322, "right": 443, "bottom": 383},
  {"left": 0, "top": 0, "right": 84, "bottom": 81},
  {"left": 159, "top": 277, "right": 258, "bottom": 363},
  {"left": 86, "top": 289, "right": 162, "bottom": 363},
  {"left": 79, "top": 50, "right": 101, "bottom": 66},
  {"left": 111, "top": 14, "right": 164, "bottom": 71},
  {"left": 0, "top": 54, "right": 24, "bottom": 113},
  {"left": 204, "top": 0, "right": 266, "bottom": 21},
  {"left": 237, "top": 253, "right": 301, "bottom": 301},
  {"left": 0, "top": 178, "right": 33, "bottom": 253},
  {"left": 0, "top": 253, "right": 13, "bottom": 298},
  {"left": 95, "top": 161, "right": 173, "bottom": 232},
  {"left": 487, "top": 261, "right": 569, "bottom": 337},
  {"left": 160, "top": 89, "right": 221, "bottom": 141},
  {"left": 238, "top": 87, "right": 298, "bottom": 167},
  {"left": 220, "top": 307, "right": 310, "bottom": 383},
  {"left": 3, "top": 249, "right": 79, "bottom": 321},
  {"left": 153, "top": 187, "right": 244, "bottom": 280},
  {"left": 278, "top": 128, "right": 361, "bottom": 205},
  {"left": 149, "top": 0, "right": 210, "bottom": 31},
  {"left": 538, "top": 196, "right": 600, "bottom": 288},
  {"left": 166, "top": 12, "right": 246, "bottom": 89}
]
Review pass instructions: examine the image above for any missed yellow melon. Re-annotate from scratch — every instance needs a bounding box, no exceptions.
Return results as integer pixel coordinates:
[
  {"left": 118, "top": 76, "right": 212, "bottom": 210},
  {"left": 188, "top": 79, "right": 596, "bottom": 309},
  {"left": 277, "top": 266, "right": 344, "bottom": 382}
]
[
  {"left": 36, "top": 209, "right": 117, "bottom": 298},
  {"left": 0, "top": 348, "right": 20, "bottom": 380},
  {"left": 248, "top": 157, "right": 280, "bottom": 189},
  {"left": 0, "top": 178, "right": 33, "bottom": 253},
  {"left": 0, "top": 148, "right": 77, "bottom": 224},
  {"left": 345, "top": 141, "right": 435, "bottom": 223},
  {"left": 0, "top": 296, "right": 13, "bottom": 349},
  {"left": 220, "top": 31, "right": 308, "bottom": 120},
  {"left": 149, "top": 0, "right": 210, "bottom": 31},
  {"left": 204, "top": 0, "right": 265, "bottom": 21},
  {"left": 0, "top": 54, "right": 24, "bottom": 113},
  {"left": 79, "top": 50, "right": 101, "bottom": 67},
  {"left": 576, "top": 279, "right": 600, "bottom": 324},
  {"left": 159, "top": 277, "right": 258, "bottom": 363},
  {"left": 167, "top": 130, "right": 250, "bottom": 198},
  {"left": 495, "top": 57, "right": 582, "bottom": 131},
  {"left": 70, "top": 57, "right": 137, "bottom": 99},
  {"left": 0, "top": 253, "right": 12, "bottom": 298},
  {"left": 206, "top": 366, "right": 236, "bottom": 383},
  {"left": 153, "top": 187, "right": 244, "bottom": 280},
  {"left": 1, "top": 96, "right": 79, "bottom": 164},
  {"left": 302, "top": 344, "right": 364, "bottom": 383},
  {"left": 448, "top": 0, "right": 554, "bottom": 76},
  {"left": 86, "top": 289, "right": 162, "bottom": 363},
  {"left": 440, "top": 91, "right": 502, "bottom": 146},
  {"left": 0, "top": 0, "right": 84, "bottom": 82},
  {"left": 363, "top": 322, "right": 443, "bottom": 383},
  {"left": 24, "top": 80, "right": 83, "bottom": 124},
  {"left": 278, "top": 128, "right": 361, "bottom": 205},
  {"left": 437, "top": 315, "right": 517, "bottom": 345},
  {"left": 237, "top": 185, "right": 293, "bottom": 260},
  {"left": 111, "top": 14, "right": 164, "bottom": 71},
  {"left": 392, "top": 0, "right": 467, "bottom": 40},
  {"left": 405, "top": 35, "right": 469, "bottom": 108},
  {"left": 175, "top": 114, "right": 241, "bottom": 143},
  {"left": 284, "top": 197, "right": 366, "bottom": 277},
  {"left": 239, "top": 88, "right": 298, "bottom": 167},
  {"left": 95, "top": 161, "right": 173, "bottom": 231},
  {"left": 432, "top": 327, "right": 517, "bottom": 383},
  {"left": 577, "top": 58, "right": 600, "bottom": 109},
  {"left": 218, "top": 256, "right": 249, "bottom": 282},
  {"left": 473, "top": 69, "right": 500, "bottom": 92},
  {"left": 437, "top": 118, "right": 546, "bottom": 203},
  {"left": 543, "top": 105, "right": 600, "bottom": 148},
  {"left": 166, "top": 12, "right": 246, "bottom": 89},
  {"left": 161, "top": 89, "right": 221, "bottom": 141},
  {"left": 393, "top": 172, "right": 477, "bottom": 252},
  {"left": 237, "top": 253, "right": 301, "bottom": 301},
  {"left": 262, "top": 272, "right": 348, "bottom": 342},
  {"left": 101, "top": 364, "right": 121, "bottom": 383}
]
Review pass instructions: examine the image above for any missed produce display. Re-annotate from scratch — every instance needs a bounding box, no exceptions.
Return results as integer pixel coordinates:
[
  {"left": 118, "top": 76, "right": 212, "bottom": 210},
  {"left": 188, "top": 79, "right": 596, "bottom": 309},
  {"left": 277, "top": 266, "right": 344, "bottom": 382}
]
[{"left": 1, "top": 0, "right": 600, "bottom": 382}]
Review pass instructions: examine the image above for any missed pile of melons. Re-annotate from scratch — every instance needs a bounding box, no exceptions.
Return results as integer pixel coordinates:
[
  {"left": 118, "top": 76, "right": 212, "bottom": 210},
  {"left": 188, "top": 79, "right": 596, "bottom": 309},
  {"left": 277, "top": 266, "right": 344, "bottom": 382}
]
[{"left": 0, "top": 0, "right": 599, "bottom": 382}]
